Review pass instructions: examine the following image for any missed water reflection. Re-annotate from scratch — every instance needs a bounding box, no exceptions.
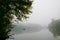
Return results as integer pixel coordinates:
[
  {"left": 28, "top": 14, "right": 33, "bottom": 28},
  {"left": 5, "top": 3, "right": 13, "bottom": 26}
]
[
  {"left": 8, "top": 21, "right": 60, "bottom": 40},
  {"left": 11, "top": 28, "right": 60, "bottom": 40},
  {"left": 8, "top": 27, "right": 60, "bottom": 40}
]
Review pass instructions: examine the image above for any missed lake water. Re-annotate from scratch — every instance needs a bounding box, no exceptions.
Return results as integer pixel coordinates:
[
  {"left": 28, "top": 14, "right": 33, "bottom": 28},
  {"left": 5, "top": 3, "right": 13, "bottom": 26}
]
[{"left": 9, "top": 28, "right": 60, "bottom": 40}]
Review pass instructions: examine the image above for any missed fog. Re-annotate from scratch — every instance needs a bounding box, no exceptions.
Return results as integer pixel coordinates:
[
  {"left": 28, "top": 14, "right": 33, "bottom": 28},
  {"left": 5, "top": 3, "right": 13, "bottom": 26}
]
[
  {"left": 8, "top": 0, "right": 60, "bottom": 40},
  {"left": 25, "top": 0, "right": 60, "bottom": 26},
  {"left": 9, "top": 28, "right": 60, "bottom": 40},
  {"left": 14, "top": 28, "right": 54, "bottom": 40}
]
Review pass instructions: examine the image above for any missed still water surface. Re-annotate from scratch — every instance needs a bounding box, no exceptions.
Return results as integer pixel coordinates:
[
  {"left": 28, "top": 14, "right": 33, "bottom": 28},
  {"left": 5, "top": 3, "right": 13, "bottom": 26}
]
[{"left": 12, "top": 28, "right": 60, "bottom": 40}]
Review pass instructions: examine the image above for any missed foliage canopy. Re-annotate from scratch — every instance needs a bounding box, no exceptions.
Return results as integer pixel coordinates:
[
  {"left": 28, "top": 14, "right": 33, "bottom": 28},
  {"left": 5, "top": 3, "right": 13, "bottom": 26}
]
[{"left": 0, "top": 0, "right": 32, "bottom": 40}]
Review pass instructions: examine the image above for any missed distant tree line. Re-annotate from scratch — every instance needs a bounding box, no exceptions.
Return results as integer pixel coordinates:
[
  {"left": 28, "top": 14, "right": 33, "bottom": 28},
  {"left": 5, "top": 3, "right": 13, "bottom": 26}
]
[{"left": 48, "top": 19, "right": 60, "bottom": 37}]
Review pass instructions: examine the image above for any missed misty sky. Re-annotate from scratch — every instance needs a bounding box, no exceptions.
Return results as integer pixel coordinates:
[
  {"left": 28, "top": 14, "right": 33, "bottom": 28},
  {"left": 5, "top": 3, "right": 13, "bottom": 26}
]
[{"left": 24, "top": 0, "right": 60, "bottom": 26}]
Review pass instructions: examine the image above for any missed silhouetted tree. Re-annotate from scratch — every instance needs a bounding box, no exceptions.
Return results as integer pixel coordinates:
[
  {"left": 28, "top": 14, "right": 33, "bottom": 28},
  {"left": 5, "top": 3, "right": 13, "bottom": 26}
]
[
  {"left": 48, "top": 19, "right": 60, "bottom": 37},
  {"left": 0, "top": 0, "right": 32, "bottom": 40}
]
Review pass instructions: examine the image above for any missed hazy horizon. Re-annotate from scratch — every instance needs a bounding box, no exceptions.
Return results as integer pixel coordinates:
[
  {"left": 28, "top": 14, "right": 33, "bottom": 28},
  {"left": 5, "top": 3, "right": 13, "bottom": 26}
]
[
  {"left": 22, "top": 0, "right": 60, "bottom": 26},
  {"left": 8, "top": 0, "right": 60, "bottom": 40}
]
